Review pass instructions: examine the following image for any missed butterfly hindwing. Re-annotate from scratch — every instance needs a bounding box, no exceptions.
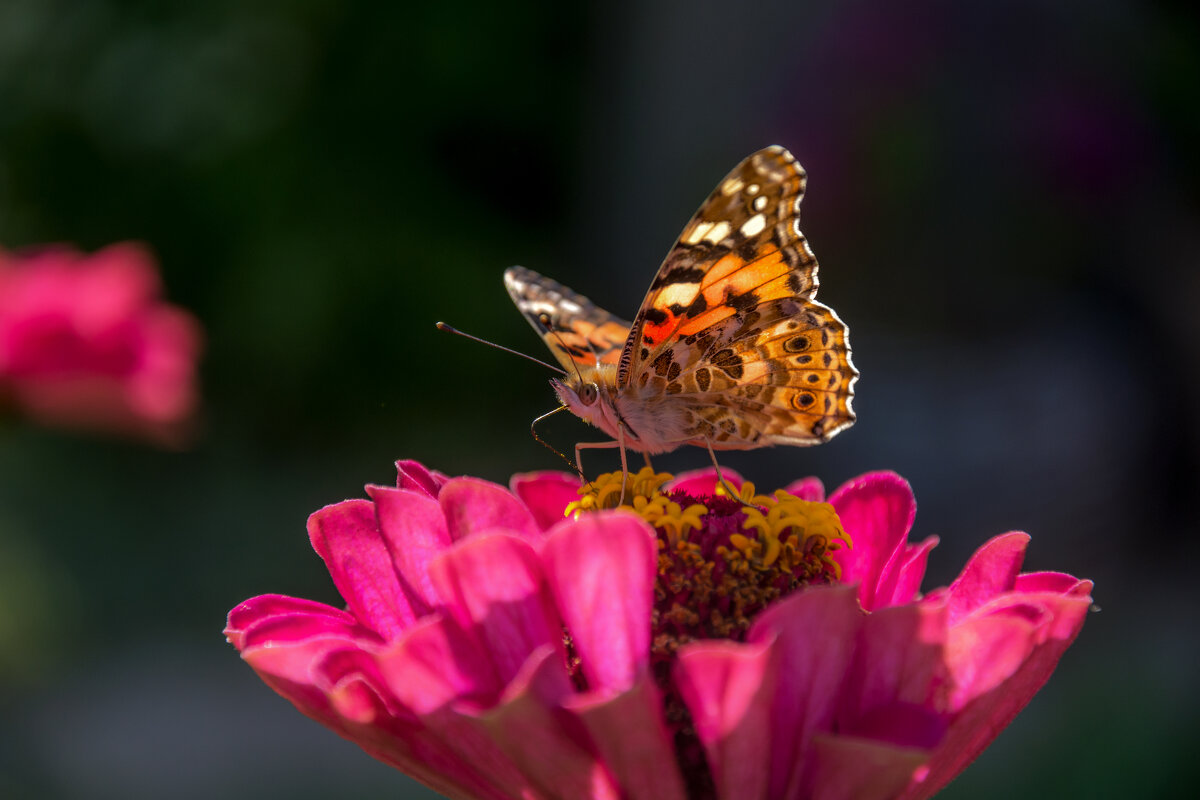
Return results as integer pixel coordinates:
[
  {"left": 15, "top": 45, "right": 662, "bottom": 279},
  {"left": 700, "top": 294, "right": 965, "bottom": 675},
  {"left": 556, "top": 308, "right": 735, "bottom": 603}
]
[
  {"left": 619, "top": 146, "right": 857, "bottom": 447},
  {"left": 504, "top": 266, "right": 632, "bottom": 373}
]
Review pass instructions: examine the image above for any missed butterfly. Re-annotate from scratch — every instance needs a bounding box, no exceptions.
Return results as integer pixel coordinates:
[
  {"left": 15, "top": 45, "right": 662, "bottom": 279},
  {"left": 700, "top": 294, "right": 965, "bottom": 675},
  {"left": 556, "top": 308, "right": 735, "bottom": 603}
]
[{"left": 505, "top": 145, "right": 857, "bottom": 479}]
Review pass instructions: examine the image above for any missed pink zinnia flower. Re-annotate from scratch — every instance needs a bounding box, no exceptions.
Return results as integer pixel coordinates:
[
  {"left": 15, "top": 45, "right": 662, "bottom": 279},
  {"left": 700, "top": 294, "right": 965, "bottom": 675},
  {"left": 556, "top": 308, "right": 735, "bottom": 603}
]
[
  {"left": 226, "top": 461, "right": 1092, "bottom": 799},
  {"left": 0, "top": 242, "right": 202, "bottom": 445}
]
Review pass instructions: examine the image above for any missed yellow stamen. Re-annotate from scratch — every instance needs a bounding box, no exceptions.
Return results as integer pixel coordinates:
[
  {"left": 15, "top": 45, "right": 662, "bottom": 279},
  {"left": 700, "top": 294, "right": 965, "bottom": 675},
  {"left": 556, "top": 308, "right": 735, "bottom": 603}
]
[{"left": 568, "top": 468, "right": 852, "bottom": 632}]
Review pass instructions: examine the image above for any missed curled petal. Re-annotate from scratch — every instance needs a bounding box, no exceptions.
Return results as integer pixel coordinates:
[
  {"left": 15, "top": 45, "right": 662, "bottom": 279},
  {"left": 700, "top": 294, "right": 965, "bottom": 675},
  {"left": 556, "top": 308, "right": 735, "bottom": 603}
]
[
  {"left": 1015, "top": 571, "right": 1093, "bottom": 594},
  {"left": 940, "top": 532, "right": 1029, "bottom": 625},
  {"left": 885, "top": 536, "right": 939, "bottom": 607},
  {"left": 828, "top": 472, "right": 917, "bottom": 611},
  {"left": 235, "top": 611, "right": 383, "bottom": 737},
  {"left": 395, "top": 459, "right": 448, "bottom": 498},
  {"left": 225, "top": 594, "right": 356, "bottom": 650}
]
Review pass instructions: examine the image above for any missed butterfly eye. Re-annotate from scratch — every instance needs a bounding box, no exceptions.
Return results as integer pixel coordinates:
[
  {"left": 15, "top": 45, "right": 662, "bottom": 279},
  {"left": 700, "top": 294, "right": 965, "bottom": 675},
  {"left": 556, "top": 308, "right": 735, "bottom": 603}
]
[{"left": 579, "top": 383, "right": 599, "bottom": 405}]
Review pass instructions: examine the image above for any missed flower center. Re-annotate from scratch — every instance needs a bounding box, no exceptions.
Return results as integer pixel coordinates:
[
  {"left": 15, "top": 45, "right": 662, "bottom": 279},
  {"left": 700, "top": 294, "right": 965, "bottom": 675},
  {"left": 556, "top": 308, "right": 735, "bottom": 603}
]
[
  {"left": 568, "top": 466, "right": 850, "bottom": 650},
  {"left": 565, "top": 467, "right": 852, "bottom": 795}
]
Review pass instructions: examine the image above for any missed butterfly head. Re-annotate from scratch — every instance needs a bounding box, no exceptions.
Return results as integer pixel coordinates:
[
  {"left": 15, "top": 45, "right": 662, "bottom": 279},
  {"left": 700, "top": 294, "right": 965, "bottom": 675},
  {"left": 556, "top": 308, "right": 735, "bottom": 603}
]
[{"left": 550, "top": 366, "right": 624, "bottom": 439}]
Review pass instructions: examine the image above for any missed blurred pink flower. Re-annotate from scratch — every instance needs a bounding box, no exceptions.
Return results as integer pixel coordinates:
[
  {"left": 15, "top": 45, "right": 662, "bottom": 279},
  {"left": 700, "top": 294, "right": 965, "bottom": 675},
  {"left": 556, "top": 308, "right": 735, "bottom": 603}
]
[
  {"left": 0, "top": 242, "right": 202, "bottom": 445},
  {"left": 226, "top": 461, "right": 1092, "bottom": 800}
]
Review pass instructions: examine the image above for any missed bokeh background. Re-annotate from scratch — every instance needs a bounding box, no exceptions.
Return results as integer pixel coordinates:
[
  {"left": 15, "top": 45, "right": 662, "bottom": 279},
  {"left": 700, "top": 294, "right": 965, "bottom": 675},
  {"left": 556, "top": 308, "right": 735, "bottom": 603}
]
[{"left": 1, "top": 0, "right": 1197, "bottom": 797}]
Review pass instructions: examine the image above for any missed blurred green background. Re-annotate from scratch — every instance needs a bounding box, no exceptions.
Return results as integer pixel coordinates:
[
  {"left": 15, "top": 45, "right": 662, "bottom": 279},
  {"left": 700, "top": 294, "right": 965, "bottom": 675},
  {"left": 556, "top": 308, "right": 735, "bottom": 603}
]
[{"left": 1, "top": 0, "right": 1197, "bottom": 797}]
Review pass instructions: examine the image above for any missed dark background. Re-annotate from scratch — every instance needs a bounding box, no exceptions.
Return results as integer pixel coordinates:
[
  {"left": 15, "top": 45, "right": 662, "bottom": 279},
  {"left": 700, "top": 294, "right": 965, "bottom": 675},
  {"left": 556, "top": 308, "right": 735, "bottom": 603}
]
[{"left": 1, "top": 1, "right": 1197, "bottom": 797}]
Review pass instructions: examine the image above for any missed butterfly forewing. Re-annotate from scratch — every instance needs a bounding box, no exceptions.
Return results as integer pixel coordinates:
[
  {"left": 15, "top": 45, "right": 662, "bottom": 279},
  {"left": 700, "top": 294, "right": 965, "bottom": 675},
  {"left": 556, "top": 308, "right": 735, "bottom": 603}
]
[{"left": 504, "top": 266, "right": 632, "bottom": 372}]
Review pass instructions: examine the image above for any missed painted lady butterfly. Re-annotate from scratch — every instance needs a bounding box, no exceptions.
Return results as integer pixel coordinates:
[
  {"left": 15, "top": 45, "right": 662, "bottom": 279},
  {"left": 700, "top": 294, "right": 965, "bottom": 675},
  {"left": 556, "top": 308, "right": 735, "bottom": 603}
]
[{"left": 505, "top": 145, "right": 857, "bottom": 474}]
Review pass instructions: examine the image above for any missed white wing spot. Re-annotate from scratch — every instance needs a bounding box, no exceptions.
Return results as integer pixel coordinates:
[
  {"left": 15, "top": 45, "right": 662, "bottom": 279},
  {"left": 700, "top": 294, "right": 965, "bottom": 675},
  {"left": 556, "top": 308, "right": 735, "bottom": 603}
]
[
  {"left": 721, "top": 178, "right": 744, "bottom": 196},
  {"left": 683, "top": 221, "right": 714, "bottom": 245},
  {"left": 704, "top": 220, "right": 731, "bottom": 243},
  {"left": 740, "top": 214, "right": 766, "bottom": 237},
  {"left": 745, "top": 183, "right": 761, "bottom": 196},
  {"left": 753, "top": 195, "right": 768, "bottom": 211},
  {"left": 526, "top": 300, "right": 557, "bottom": 316},
  {"left": 659, "top": 282, "right": 699, "bottom": 307}
]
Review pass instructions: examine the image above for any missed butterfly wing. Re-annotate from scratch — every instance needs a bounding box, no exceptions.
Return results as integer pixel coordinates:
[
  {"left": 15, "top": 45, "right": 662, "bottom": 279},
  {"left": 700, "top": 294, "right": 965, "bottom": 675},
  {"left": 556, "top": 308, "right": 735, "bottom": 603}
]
[
  {"left": 619, "top": 146, "right": 858, "bottom": 447},
  {"left": 505, "top": 266, "right": 632, "bottom": 373}
]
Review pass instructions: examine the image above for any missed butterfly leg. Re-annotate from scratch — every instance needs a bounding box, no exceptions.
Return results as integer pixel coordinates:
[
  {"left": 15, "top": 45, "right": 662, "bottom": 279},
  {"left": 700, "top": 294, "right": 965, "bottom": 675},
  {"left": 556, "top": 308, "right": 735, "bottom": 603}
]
[
  {"left": 705, "top": 439, "right": 752, "bottom": 506},
  {"left": 576, "top": 426, "right": 631, "bottom": 501},
  {"left": 531, "top": 405, "right": 581, "bottom": 477},
  {"left": 575, "top": 439, "right": 621, "bottom": 481}
]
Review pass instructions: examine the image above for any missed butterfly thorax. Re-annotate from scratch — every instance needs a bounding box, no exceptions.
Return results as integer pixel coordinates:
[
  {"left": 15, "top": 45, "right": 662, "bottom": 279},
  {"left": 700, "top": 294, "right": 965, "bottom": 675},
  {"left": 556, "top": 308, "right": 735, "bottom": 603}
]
[{"left": 553, "top": 363, "right": 696, "bottom": 455}]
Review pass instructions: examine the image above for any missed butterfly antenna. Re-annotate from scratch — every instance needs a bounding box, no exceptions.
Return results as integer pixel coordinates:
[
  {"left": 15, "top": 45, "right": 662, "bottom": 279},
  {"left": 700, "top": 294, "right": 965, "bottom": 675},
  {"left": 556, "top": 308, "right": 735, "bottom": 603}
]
[
  {"left": 537, "top": 313, "right": 587, "bottom": 387},
  {"left": 531, "top": 405, "right": 581, "bottom": 476},
  {"left": 436, "top": 322, "right": 566, "bottom": 375}
]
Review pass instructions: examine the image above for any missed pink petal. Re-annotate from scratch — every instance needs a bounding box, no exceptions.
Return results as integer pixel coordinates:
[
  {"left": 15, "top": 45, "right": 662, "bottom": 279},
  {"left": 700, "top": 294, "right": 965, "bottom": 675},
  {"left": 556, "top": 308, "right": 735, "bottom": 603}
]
[
  {"left": 673, "top": 639, "right": 775, "bottom": 800},
  {"left": 428, "top": 533, "right": 565, "bottom": 690},
  {"left": 439, "top": 477, "right": 539, "bottom": 541},
  {"left": 783, "top": 475, "right": 826, "bottom": 501},
  {"left": 1014, "top": 571, "right": 1091, "bottom": 594},
  {"left": 236, "top": 609, "right": 381, "bottom": 654},
  {"left": 378, "top": 615, "right": 500, "bottom": 712},
  {"left": 944, "top": 605, "right": 1040, "bottom": 710},
  {"left": 564, "top": 670, "right": 686, "bottom": 800},
  {"left": 395, "top": 459, "right": 446, "bottom": 498},
  {"left": 237, "top": 615, "right": 382, "bottom": 732},
  {"left": 225, "top": 594, "right": 356, "bottom": 649},
  {"left": 663, "top": 466, "right": 746, "bottom": 497},
  {"left": 471, "top": 646, "right": 620, "bottom": 800},
  {"left": 838, "top": 603, "right": 949, "bottom": 737},
  {"left": 540, "top": 511, "right": 656, "bottom": 691},
  {"left": 307, "top": 498, "right": 416, "bottom": 638},
  {"left": 509, "top": 470, "right": 581, "bottom": 530},
  {"left": 828, "top": 472, "right": 917, "bottom": 611},
  {"left": 318, "top": 646, "right": 397, "bottom": 724},
  {"left": 352, "top": 636, "right": 525, "bottom": 800},
  {"left": 942, "top": 532, "right": 1029, "bottom": 625},
  {"left": 748, "top": 585, "right": 865, "bottom": 798},
  {"left": 802, "top": 735, "right": 930, "bottom": 800},
  {"left": 845, "top": 704, "right": 947, "bottom": 750},
  {"left": 901, "top": 588, "right": 1093, "bottom": 800},
  {"left": 882, "top": 536, "right": 939, "bottom": 607},
  {"left": 368, "top": 484, "right": 452, "bottom": 617}
]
